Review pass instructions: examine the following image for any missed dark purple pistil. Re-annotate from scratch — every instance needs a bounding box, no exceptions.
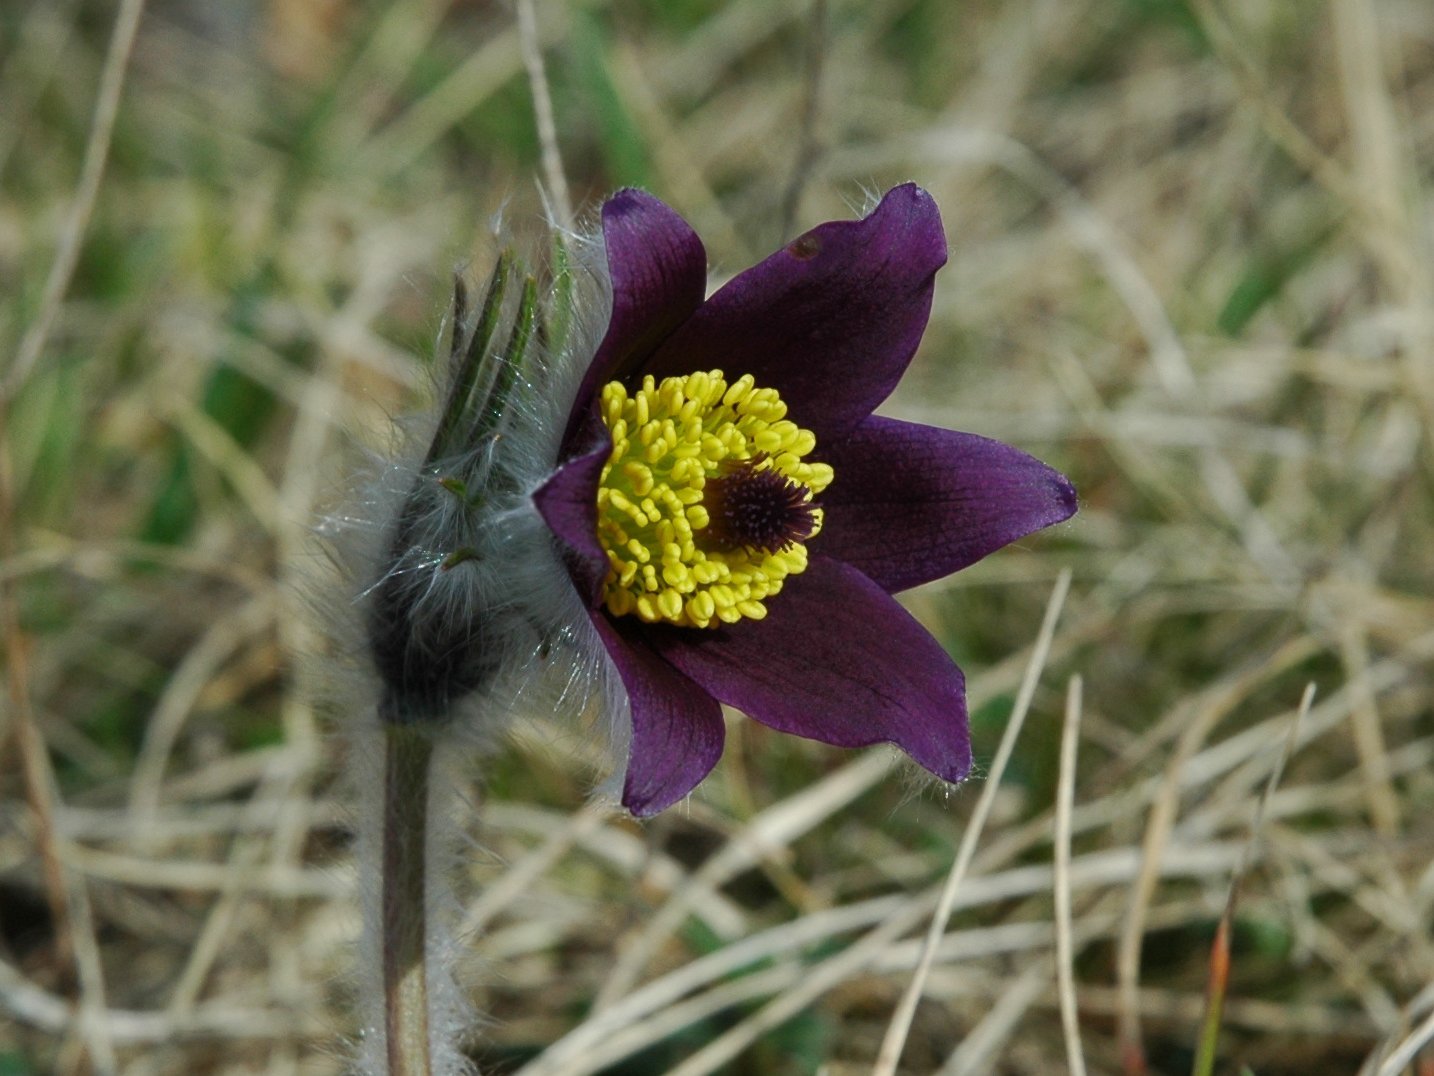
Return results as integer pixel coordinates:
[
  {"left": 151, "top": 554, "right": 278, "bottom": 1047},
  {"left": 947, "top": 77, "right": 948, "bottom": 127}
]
[{"left": 703, "top": 458, "right": 818, "bottom": 553}]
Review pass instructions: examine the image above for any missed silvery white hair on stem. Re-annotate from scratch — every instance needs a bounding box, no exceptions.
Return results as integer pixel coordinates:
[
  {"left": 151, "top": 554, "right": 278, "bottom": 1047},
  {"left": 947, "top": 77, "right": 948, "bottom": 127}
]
[{"left": 316, "top": 215, "right": 626, "bottom": 1076}]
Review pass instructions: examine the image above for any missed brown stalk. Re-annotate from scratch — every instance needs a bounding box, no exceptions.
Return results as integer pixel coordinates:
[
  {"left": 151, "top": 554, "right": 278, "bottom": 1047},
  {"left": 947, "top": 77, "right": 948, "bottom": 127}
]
[{"left": 381, "top": 724, "right": 435, "bottom": 1076}]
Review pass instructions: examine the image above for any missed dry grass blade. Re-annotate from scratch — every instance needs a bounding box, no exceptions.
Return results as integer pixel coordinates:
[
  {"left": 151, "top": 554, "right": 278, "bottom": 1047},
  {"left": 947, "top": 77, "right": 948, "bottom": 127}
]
[
  {"left": 1192, "top": 684, "right": 1314, "bottom": 1076},
  {"left": 517, "top": 0, "right": 572, "bottom": 228},
  {"left": 872, "top": 567, "right": 1071, "bottom": 1075},
  {"left": 1, "top": 537, "right": 75, "bottom": 977},
  {"left": 1338, "top": 624, "right": 1401, "bottom": 838},
  {"left": 1359, "top": 986, "right": 1434, "bottom": 1075},
  {"left": 619, "top": 890, "right": 939, "bottom": 1076},
  {"left": 1374, "top": 1006, "right": 1434, "bottom": 1076},
  {"left": 0, "top": 956, "right": 325, "bottom": 1042},
  {"left": 128, "top": 596, "right": 276, "bottom": 816},
  {"left": 2, "top": 654, "right": 117, "bottom": 1076},
  {"left": 3, "top": 0, "right": 147, "bottom": 401},
  {"left": 1055, "top": 675, "right": 1088, "bottom": 1076},
  {"left": 937, "top": 963, "right": 1049, "bottom": 1075},
  {"left": 1115, "top": 651, "right": 1290, "bottom": 1070},
  {"left": 0, "top": 1, "right": 148, "bottom": 1049},
  {"left": 457, "top": 800, "right": 608, "bottom": 936},
  {"left": 586, "top": 750, "right": 893, "bottom": 1014},
  {"left": 778, "top": 0, "right": 829, "bottom": 237},
  {"left": 514, "top": 896, "right": 906, "bottom": 1076},
  {"left": 1185, "top": 0, "right": 1365, "bottom": 223}
]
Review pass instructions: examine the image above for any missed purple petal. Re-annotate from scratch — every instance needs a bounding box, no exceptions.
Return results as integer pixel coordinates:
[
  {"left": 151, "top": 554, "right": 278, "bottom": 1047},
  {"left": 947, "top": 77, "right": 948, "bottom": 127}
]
[
  {"left": 592, "top": 615, "right": 726, "bottom": 816},
  {"left": 563, "top": 190, "right": 708, "bottom": 451},
  {"left": 532, "top": 445, "right": 610, "bottom": 605},
  {"left": 642, "top": 184, "right": 947, "bottom": 440},
  {"left": 816, "top": 416, "right": 1077, "bottom": 593},
  {"left": 646, "top": 557, "right": 970, "bottom": 782}
]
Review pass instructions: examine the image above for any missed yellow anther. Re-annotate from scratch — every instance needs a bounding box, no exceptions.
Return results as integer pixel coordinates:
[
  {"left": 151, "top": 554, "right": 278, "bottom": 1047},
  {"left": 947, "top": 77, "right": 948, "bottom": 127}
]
[
  {"left": 658, "top": 589, "right": 684, "bottom": 621},
  {"left": 595, "top": 370, "right": 830, "bottom": 629}
]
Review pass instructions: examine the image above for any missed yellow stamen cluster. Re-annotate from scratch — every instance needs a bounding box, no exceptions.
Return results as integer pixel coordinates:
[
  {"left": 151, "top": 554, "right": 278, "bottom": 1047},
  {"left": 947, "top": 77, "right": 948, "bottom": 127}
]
[{"left": 596, "top": 369, "right": 834, "bottom": 628}]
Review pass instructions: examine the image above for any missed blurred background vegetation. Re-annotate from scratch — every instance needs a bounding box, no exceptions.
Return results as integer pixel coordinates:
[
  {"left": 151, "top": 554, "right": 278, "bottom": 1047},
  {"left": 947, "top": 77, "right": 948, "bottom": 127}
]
[{"left": 3, "top": 0, "right": 1433, "bottom": 1073}]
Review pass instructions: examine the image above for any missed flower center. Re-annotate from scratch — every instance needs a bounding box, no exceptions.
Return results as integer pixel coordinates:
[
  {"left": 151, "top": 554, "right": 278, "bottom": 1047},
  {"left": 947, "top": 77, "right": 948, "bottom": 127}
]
[{"left": 595, "top": 370, "right": 833, "bottom": 628}]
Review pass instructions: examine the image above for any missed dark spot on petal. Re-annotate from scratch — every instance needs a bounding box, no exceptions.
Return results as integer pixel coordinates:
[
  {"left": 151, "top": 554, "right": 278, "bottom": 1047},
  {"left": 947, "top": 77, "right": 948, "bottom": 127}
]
[{"left": 787, "top": 233, "right": 821, "bottom": 260}]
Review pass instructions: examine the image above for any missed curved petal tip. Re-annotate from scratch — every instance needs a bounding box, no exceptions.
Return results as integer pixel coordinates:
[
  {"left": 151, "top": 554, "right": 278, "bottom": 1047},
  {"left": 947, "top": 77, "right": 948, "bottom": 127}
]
[
  {"left": 591, "top": 616, "right": 727, "bottom": 817},
  {"left": 643, "top": 184, "right": 948, "bottom": 438}
]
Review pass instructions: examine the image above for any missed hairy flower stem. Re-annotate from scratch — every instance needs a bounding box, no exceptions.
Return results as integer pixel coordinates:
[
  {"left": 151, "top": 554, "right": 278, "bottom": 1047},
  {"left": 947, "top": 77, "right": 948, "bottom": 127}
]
[{"left": 381, "top": 722, "right": 434, "bottom": 1076}]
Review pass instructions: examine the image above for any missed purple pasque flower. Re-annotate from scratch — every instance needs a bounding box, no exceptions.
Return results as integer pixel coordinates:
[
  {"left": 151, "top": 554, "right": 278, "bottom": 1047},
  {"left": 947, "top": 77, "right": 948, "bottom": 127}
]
[{"left": 535, "top": 184, "right": 1076, "bottom": 816}]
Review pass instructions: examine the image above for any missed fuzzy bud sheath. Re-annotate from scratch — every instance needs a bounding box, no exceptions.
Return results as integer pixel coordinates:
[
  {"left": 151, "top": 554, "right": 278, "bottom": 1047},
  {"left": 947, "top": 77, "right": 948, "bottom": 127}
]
[{"left": 334, "top": 239, "right": 617, "bottom": 1076}]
